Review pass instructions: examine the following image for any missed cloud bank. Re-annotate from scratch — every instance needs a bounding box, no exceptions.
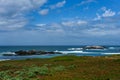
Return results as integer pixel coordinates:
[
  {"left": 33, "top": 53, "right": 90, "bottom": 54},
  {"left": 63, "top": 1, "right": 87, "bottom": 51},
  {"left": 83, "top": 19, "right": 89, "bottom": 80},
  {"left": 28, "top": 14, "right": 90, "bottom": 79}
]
[{"left": 0, "top": 0, "right": 47, "bottom": 31}]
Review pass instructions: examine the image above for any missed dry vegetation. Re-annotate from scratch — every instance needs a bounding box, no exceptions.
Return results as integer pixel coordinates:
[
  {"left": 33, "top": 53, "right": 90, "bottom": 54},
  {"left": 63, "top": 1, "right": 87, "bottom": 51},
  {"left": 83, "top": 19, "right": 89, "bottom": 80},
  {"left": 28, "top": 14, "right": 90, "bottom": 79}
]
[{"left": 0, "top": 55, "right": 120, "bottom": 80}]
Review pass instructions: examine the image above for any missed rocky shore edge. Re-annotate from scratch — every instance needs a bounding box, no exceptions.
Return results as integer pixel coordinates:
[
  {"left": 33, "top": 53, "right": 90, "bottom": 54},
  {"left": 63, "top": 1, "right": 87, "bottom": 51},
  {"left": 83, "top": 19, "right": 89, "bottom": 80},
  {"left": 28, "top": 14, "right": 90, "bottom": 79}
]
[
  {"left": 2, "top": 50, "right": 62, "bottom": 56},
  {"left": 2, "top": 46, "right": 106, "bottom": 56}
]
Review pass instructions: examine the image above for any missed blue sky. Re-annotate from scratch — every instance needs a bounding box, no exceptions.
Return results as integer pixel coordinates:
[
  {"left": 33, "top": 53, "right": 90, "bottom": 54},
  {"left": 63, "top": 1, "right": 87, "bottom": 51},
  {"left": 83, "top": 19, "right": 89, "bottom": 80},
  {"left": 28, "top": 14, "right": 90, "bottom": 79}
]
[{"left": 0, "top": 0, "right": 120, "bottom": 45}]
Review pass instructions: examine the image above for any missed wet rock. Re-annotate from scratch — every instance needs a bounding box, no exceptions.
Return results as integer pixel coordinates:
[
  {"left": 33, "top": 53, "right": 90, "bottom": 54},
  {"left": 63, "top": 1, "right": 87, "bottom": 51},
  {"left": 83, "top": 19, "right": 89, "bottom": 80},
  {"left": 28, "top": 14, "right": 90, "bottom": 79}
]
[
  {"left": 15, "top": 50, "right": 28, "bottom": 55},
  {"left": 84, "top": 46, "right": 105, "bottom": 49},
  {"left": 15, "top": 50, "right": 37, "bottom": 55},
  {"left": 15, "top": 50, "right": 62, "bottom": 55}
]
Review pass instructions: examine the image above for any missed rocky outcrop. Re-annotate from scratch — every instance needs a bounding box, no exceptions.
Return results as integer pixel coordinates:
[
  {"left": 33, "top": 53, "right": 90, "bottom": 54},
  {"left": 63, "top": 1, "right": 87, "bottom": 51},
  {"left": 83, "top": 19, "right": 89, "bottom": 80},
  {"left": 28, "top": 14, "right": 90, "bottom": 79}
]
[
  {"left": 15, "top": 50, "right": 36, "bottom": 55},
  {"left": 84, "top": 46, "right": 105, "bottom": 49},
  {"left": 14, "top": 50, "right": 62, "bottom": 56}
]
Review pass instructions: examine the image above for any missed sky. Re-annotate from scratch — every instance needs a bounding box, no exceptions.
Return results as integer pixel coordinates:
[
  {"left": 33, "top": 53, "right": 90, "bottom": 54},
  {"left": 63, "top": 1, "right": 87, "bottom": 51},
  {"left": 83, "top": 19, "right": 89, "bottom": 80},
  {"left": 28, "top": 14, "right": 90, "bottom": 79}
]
[{"left": 0, "top": 0, "right": 120, "bottom": 45}]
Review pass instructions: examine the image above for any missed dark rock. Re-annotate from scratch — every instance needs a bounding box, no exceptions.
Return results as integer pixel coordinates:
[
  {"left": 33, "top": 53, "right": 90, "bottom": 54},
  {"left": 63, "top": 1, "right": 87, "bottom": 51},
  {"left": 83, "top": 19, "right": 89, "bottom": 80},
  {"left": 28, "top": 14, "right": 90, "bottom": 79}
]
[
  {"left": 84, "top": 46, "right": 105, "bottom": 49},
  {"left": 47, "top": 51, "right": 62, "bottom": 54},
  {"left": 37, "top": 51, "right": 56, "bottom": 55},
  {"left": 47, "top": 52, "right": 55, "bottom": 54},
  {"left": 54, "top": 52, "right": 62, "bottom": 54},
  {"left": 15, "top": 50, "right": 62, "bottom": 55},
  {"left": 15, "top": 50, "right": 28, "bottom": 55},
  {"left": 15, "top": 50, "right": 37, "bottom": 55},
  {"left": 28, "top": 50, "right": 37, "bottom": 54},
  {"left": 36, "top": 51, "right": 47, "bottom": 55},
  {"left": 36, "top": 51, "right": 62, "bottom": 55}
]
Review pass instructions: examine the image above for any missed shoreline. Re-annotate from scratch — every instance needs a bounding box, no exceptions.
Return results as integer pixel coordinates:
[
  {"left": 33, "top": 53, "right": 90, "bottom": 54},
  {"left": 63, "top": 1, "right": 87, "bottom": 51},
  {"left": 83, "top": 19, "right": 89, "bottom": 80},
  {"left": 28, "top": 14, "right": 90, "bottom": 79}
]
[{"left": 0, "top": 54, "right": 120, "bottom": 62}]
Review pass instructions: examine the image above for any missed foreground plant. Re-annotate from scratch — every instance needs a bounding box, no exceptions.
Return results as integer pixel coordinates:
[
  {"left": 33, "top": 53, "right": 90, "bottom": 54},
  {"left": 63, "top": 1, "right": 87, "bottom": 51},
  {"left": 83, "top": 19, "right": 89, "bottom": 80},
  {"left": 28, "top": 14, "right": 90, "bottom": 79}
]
[{"left": 0, "top": 64, "right": 75, "bottom": 80}]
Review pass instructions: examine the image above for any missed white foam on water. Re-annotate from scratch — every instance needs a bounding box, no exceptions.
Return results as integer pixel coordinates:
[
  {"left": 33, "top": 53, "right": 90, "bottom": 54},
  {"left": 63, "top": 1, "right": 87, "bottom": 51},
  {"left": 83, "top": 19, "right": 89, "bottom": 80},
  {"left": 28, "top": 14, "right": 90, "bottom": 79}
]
[
  {"left": 68, "top": 48, "right": 83, "bottom": 51},
  {"left": 102, "top": 53, "right": 120, "bottom": 55},
  {"left": 0, "top": 59, "right": 11, "bottom": 61},
  {"left": 57, "top": 50, "right": 120, "bottom": 55},
  {"left": 1, "top": 52, "right": 16, "bottom": 56},
  {"left": 58, "top": 51, "right": 86, "bottom": 54},
  {"left": 108, "top": 47, "right": 115, "bottom": 49},
  {"left": 85, "top": 49, "right": 107, "bottom": 50}
]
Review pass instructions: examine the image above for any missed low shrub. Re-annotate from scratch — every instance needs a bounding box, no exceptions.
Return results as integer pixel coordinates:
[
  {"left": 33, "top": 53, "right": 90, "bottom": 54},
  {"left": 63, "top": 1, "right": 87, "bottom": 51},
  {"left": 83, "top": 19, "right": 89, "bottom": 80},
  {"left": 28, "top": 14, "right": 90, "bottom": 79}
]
[
  {"left": 53, "top": 65, "right": 66, "bottom": 71},
  {"left": 67, "top": 64, "right": 76, "bottom": 69}
]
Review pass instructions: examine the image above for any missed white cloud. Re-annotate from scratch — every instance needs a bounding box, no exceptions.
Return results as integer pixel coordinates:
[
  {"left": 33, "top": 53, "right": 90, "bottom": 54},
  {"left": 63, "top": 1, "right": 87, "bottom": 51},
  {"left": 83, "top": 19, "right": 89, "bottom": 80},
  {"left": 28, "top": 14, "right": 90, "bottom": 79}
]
[
  {"left": 101, "top": 7, "right": 106, "bottom": 11},
  {"left": 36, "top": 24, "right": 46, "bottom": 27},
  {"left": 62, "top": 20, "right": 87, "bottom": 27},
  {"left": 89, "top": 14, "right": 120, "bottom": 36},
  {"left": 39, "top": 9, "right": 49, "bottom": 15},
  {"left": 101, "top": 7, "right": 116, "bottom": 17},
  {"left": 46, "top": 29, "right": 64, "bottom": 33},
  {"left": 94, "top": 7, "right": 116, "bottom": 20},
  {"left": 38, "top": 0, "right": 66, "bottom": 16},
  {"left": 34, "top": 15, "right": 120, "bottom": 37},
  {"left": 118, "top": 12, "right": 120, "bottom": 14},
  {"left": 35, "top": 23, "right": 64, "bottom": 33},
  {"left": 0, "top": 0, "right": 47, "bottom": 15},
  {"left": 62, "top": 21, "right": 75, "bottom": 27},
  {"left": 93, "top": 24, "right": 108, "bottom": 28},
  {"left": 77, "top": 0, "right": 96, "bottom": 6},
  {"left": 84, "top": 28, "right": 120, "bottom": 36},
  {"left": 102, "top": 9, "right": 116, "bottom": 17},
  {"left": 77, "top": 20, "right": 87, "bottom": 25},
  {"left": 50, "top": 0, "right": 66, "bottom": 9},
  {"left": 94, "top": 13, "right": 101, "bottom": 20},
  {"left": 92, "top": 22, "right": 117, "bottom": 29},
  {"left": 0, "top": 0, "right": 47, "bottom": 31},
  {"left": 0, "top": 18, "right": 27, "bottom": 31}
]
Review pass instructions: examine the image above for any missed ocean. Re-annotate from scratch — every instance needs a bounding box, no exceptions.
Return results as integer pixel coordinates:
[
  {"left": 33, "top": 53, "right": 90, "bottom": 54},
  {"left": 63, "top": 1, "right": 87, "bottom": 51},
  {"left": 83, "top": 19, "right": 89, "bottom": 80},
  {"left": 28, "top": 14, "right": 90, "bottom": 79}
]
[{"left": 0, "top": 45, "right": 120, "bottom": 60}]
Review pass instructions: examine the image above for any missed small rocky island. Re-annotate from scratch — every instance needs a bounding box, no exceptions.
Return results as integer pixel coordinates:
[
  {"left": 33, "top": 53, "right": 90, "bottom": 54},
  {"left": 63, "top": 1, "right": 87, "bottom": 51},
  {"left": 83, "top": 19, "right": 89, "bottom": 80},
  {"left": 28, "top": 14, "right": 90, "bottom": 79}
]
[{"left": 84, "top": 46, "right": 106, "bottom": 50}]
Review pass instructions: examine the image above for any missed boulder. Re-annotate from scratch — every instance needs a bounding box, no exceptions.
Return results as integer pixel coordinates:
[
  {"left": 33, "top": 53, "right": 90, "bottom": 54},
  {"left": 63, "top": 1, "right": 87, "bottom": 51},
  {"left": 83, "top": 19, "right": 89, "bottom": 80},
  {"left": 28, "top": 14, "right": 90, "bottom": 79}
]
[
  {"left": 36, "top": 51, "right": 47, "bottom": 55},
  {"left": 28, "top": 50, "right": 37, "bottom": 55},
  {"left": 15, "top": 50, "right": 37, "bottom": 55},
  {"left": 15, "top": 50, "right": 28, "bottom": 55}
]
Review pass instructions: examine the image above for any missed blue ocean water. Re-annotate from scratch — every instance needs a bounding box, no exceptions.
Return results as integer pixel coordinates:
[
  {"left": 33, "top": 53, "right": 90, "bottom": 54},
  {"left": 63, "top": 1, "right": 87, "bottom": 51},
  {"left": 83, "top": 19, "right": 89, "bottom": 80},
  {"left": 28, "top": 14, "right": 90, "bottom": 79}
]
[{"left": 0, "top": 46, "right": 120, "bottom": 60}]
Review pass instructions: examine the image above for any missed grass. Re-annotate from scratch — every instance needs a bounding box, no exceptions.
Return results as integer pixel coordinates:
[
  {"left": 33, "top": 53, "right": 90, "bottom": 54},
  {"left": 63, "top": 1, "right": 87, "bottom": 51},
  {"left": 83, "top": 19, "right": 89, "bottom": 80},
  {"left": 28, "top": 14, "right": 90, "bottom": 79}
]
[{"left": 0, "top": 55, "right": 120, "bottom": 80}]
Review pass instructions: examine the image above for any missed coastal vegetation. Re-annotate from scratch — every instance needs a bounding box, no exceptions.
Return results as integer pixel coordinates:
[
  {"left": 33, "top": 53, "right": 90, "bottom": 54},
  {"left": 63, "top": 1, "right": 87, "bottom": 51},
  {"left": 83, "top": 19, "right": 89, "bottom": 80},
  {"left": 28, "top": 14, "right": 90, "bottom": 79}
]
[{"left": 0, "top": 55, "right": 120, "bottom": 80}]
